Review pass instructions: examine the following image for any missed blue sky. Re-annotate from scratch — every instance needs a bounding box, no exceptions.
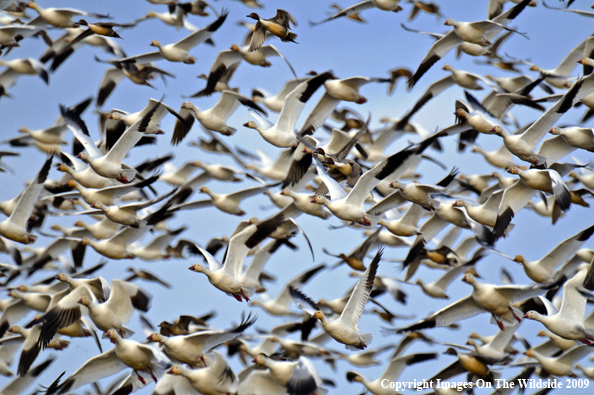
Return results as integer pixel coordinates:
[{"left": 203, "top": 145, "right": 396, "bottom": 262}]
[{"left": 1, "top": 0, "right": 594, "bottom": 394}]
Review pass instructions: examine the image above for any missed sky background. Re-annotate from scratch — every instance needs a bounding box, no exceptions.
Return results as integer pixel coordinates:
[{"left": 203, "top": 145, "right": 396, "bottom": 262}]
[{"left": 1, "top": 0, "right": 594, "bottom": 394}]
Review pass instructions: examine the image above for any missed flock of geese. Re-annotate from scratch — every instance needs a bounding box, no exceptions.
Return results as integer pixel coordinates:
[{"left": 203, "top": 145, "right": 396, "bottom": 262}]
[{"left": 0, "top": 0, "right": 594, "bottom": 394}]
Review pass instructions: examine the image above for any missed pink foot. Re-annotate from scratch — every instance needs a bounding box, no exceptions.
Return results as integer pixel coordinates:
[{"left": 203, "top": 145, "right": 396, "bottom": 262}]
[
  {"left": 135, "top": 371, "right": 146, "bottom": 385},
  {"left": 242, "top": 289, "right": 250, "bottom": 302},
  {"left": 201, "top": 355, "right": 207, "bottom": 367},
  {"left": 510, "top": 307, "right": 522, "bottom": 323},
  {"left": 232, "top": 294, "right": 243, "bottom": 302}
]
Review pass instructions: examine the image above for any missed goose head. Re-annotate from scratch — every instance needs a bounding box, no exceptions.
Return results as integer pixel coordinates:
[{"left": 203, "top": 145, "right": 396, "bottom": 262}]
[
  {"left": 91, "top": 202, "right": 105, "bottom": 210},
  {"left": 80, "top": 237, "right": 91, "bottom": 246},
  {"left": 55, "top": 273, "right": 70, "bottom": 282},
  {"left": 523, "top": 349, "right": 535, "bottom": 357},
  {"left": 506, "top": 166, "right": 527, "bottom": 175},
  {"left": 167, "top": 365, "right": 185, "bottom": 375},
  {"left": 146, "top": 332, "right": 163, "bottom": 343},
  {"left": 76, "top": 152, "right": 90, "bottom": 163},
  {"left": 243, "top": 120, "right": 258, "bottom": 129},
  {"left": 144, "top": 11, "right": 158, "bottom": 19},
  {"left": 149, "top": 40, "right": 162, "bottom": 48},
  {"left": 549, "top": 127, "right": 561, "bottom": 135},
  {"left": 108, "top": 112, "right": 124, "bottom": 120},
  {"left": 77, "top": 296, "right": 92, "bottom": 307},
  {"left": 443, "top": 18, "right": 457, "bottom": 26},
  {"left": 452, "top": 199, "right": 467, "bottom": 208},
  {"left": 490, "top": 125, "right": 505, "bottom": 136},
  {"left": 310, "top": 196, "right": 325, "bottom": 205},
  {"left": 442, "top": 64, "right": 453, "bottom": 72},
  {"left": 252, "top": 353, "right": 268, "bottom": 365},
  {"left": 311, "top": 310, "right": 325, "bottom": 320},
  {"left": 523, "top": 311, "right": 540, "bottom": 321},
  {"left": 188, "top": 263, "right": 205, "bottom": 273},
  {"left": 461, "top": 273, "right": 476, "bottom": 284},
  {"left": 230, "top": 44, "right": 241, "bottom": 52},
  {"left": 105, "top": 329, "right": 121, "bottom": 344},
  {"left": 471, "top": 146, "right": 481, "bottom": 153},
  {"left": 512, "top": 255, "right": 525, "bottom": 264}
]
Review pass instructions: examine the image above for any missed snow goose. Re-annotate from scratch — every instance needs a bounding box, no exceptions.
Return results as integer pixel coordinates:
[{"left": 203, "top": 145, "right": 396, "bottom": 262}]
[
  {"left": 491, "top": 75, "right": 594, "bottom": 166},
  {"left": 252, "top": 78, "right": 300, "bottom": 113},
  {"left": 172, "top": 92, "right": 266, "bottom": 144},
  {"left": 488, "top": 0, "right": 537, "bottom": 19},
  {"left": 62, "top": 99, "right": 161, "bottom": 183},
  {"left": 72, "top": 188, "right": 175, "bottom": 228},
  {"left": 240, "top": 239, "right": 292, "bottom": 292},
  {"left": 55, "top": 175, "right": 158, "bottom": 207},
  {"left": 452, "top": 190, "right": 505, "bottom": 228},
  {"left": 250, "top": 264, "right": 326, "bottom": 316},
  {"left": 252, "top": 354, "right": 325, "bottom": 395},
  {"left": 246, "top": 9, "right": 297, "bottom": 52},
  {"left": 407, "top": 0, "right": 531, "bottom": 88},
  {"left": 201, "top": 44, "right": 298, "bottom": 97},
  {"left": 170, "top": 182, "right": 278, "bottom": 216},
  {"left": 0, "top": 156, "right": 51, "bottom": 244},
  {"left": 243, "top": 72, "right": 335, "bottom": 148},
  {"left": 524, "top": 270, "right": 594, "bottom": 343},
  {"left": 162, "top": 352, "right": 236, "bottom": 395},
  {"left": 389, "top": 168, "right": 457, "bottom": 212},
  {"left": 55, "top": 272, "right": 106, "bottom": 301},
  {"left": 7, "top": 290, "right": 50, "bottom": 313},
  {"left": 538, "top": 126, "right": 594, "bottom": 165},
  {"left": 309, "top": 0, "right": 403, "bottom": 26},
  {"left": 56, "top": 153, "right": 117, "bottom": 189},
  {"left": 0, "top": 58, "right": 48, "bottom": 84},
  {"left": 57, "top": 328, "right": 168, "bottom": 392},
  {"left": 311, "top": 145, "right": 420, "bottom": 225},
  {"left": 508, "top": 224, "right": 594, "bottom": 283},
  {"left": 414, "top": 261, "right": 483, "bottom": 300},
  {"left": 0, "top": 356, "right": 54, "bottom": 395},
  {"left": 471, "top": 143, "right": 518, "bottom": 169},
  {"left": 346, "top": 352, "right": 438, "bottom": 395},
  {"left": 521, "top": 345, "right": 591, "bottom": 377},
  {"left": 396, "top": 273, "right": 551, "bottom": 332},
  {"left": 138, "top": 10, "right": 199, "bottom": 31},
  {"left": 291, "top": 248, "right": 382, "bottom": 350},
  {"left": 72, "top": 217, "right": 121, "bottom": 240},
  {"left": 105, "top": 98, "right": 186, "bottom": 139},
  {"left": 147, "top": 313, "right": 255, "bottom": 367},
  {"left": 127, "top": 227, "right": 187, "bottom": 262},
  {"left": 527, "top": 35, "right": 594, "bottom": 89},
  {"left": 377, "top": 203, "right": 423, "bottom": 237},
  {"left": 81, "top": 224, "right": 152, "bottom": 260},
  {"left": 118, "top": 12, "right": 228, "bottom": 64},
  {"left": 0, "top": 25, "right": 38, "bottom": 47},
  {"left": 189, "top": 214, "right": 284, "bottom": 301},
  {"left": 26, "top": 1, "right": 108, "bottom": 28},
  {"left": 491, "top": 164, "right": 573, "bottom": 239},
  {"left": 279, "top": 189, "right": 332, "bottom": 219}
]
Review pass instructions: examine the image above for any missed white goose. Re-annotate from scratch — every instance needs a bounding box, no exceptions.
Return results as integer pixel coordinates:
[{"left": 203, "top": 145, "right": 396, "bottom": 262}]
[
  {"left": 62, "top": 100, "right": 160, "bottom": 183},
  {"left": 524, "top": 269, "right": 594, "bottom": 343},
  {"left": 190, "top": 215, "right": 283, "bottom": 301},
  {"left": 346, "top": 352, "right": 438, "bottom": 395},
  {"left": 160, "top": 353, "right": 237, "bottom": 395},
  {"left": 537, "top": 126, "right": 594, "bottom": 165},
  {"left": 311, "top": 145, "right": 420, "bottom": 225},
  {"left": 396, "top": 273, "right": 550, "bottom": 332},
  {"left": 490, "top": 73, "right": 594, "bottom": 166},
  {"left": 491, "top": 164, "right": 573, "bottom": 239},
  {"left": 291, "top": 248, "right": 382, "bottom": 350},
  {"left": 408, "top": 0, "right": 531, "bottom": 87},
  {"left": 0, "top": 58, "right": 48, "bottom": 85},
  {"left": 249, "top": 264, "right": 326, "bottom": 316},
  {"left": 118, "top": 12, "right": 228, "bottom": 64},
  {"left": 252, "top": 78, "right": 301, "bottom": 113},
  {"left": 243, "top": 72, "right": 334, "bottom": 148},
  {"left": 147, "top": 313, "right": 255, "bottom": 367},
  {"left": 252, "top": 354, "right": 325, "bottom": 395},
  {"left": 171, "top": 183, "right": 278, "bottom": 216},
  {"left": 0, "top": 156, "right": 51, "bottom": 244},
  {"left": 26, "top": 1, "right": 107, "bottom": 28},
  {"left": 57, "top": 329, "right": 168, "bottom": 392},
  {"left": 172, "top": 91, "right": 266, "bottom": 143},
  {"left": 507, "top": 224, "right": 594, "bottom": 283}
]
